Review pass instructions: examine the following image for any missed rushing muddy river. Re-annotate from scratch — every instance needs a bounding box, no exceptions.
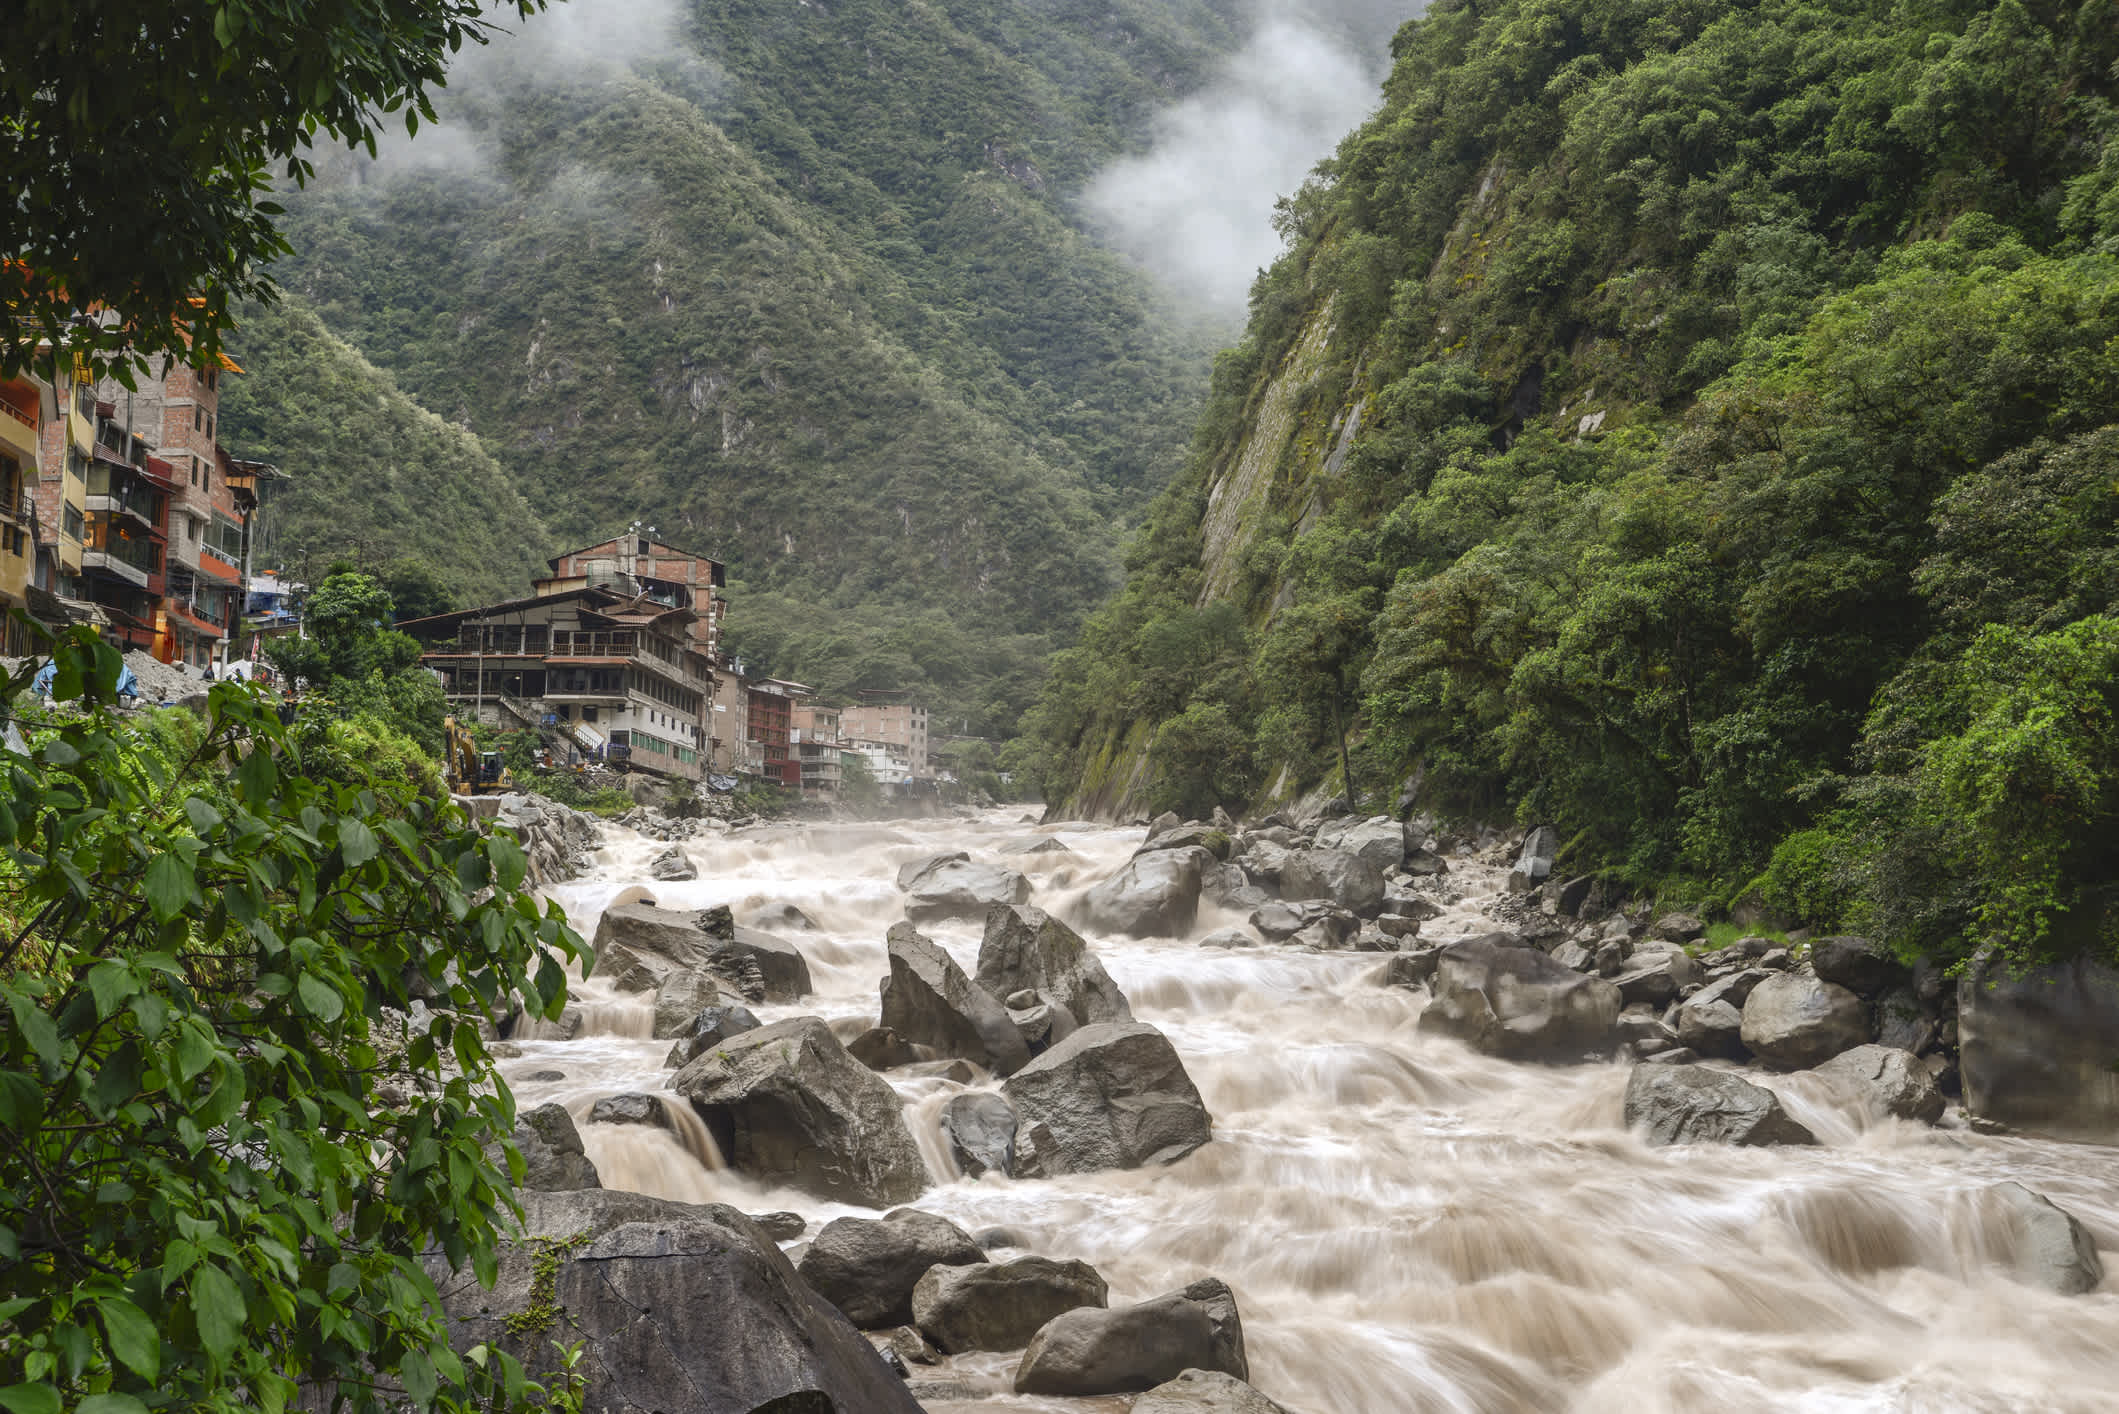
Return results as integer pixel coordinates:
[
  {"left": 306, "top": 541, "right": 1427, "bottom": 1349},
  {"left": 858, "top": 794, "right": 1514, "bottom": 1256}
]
[{"left": 504, "top": 810, "right": 2119, "bottom": 1414}]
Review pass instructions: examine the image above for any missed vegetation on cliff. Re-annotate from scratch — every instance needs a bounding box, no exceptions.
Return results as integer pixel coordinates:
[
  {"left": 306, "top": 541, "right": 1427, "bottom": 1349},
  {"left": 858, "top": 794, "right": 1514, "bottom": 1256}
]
[
  {"left": 224, "top": 0, "right": 1246, "bottom": 732},
  {"left": 1026, "top": 0, "right": 2119, "bottom": 967}
]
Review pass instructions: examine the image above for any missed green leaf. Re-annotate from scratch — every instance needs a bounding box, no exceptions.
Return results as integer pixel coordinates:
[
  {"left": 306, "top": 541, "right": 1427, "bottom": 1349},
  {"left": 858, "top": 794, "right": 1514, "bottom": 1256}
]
[
  {"left": 488, "top": 834, "right": 526, "bottom": 891},
  {"left": 398, "top": 1349, "right": 437, "bottom": 1405},
  {"left": 173, "top": 1020, "right": 215, "bottom": 1082},
  {"left": 78, "top": 1395, "right": 148, "bottom": 1414},
  {"left": 190, "top": 1264, "right": 244, "bottom": 1362},
  {"left": 87, "top": 960, "right": 136, "bottom": 1018},
  {"left": 6, "top": 995, "right": 60, "bottom": 1068},
  {"left": 338, "top": 817, "right": 378, "bottom": 868},
  {"left": 144, "top": 851, "right": 199, "bottom": 924},
  {"left": 39, "top": 738, "right": 79, "bottom": 767},
  {"left": 296, "top": 973, "right": 343, "bottom": 1024},
  {"left": 184, "top": 797, "right": 224, "bottom": 834},
  {"left": 0, "top": 1385, "right": 59, "bottom": 1414},
  {"left": 96, "top": 1294, "right": 160, "bottom": 1381}
]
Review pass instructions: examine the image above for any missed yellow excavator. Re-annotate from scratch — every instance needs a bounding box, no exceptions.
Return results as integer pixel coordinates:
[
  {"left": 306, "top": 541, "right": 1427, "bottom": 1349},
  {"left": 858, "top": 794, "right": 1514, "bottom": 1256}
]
[{"left": 444, "top": 716, "right": 514, "bottom": 795}]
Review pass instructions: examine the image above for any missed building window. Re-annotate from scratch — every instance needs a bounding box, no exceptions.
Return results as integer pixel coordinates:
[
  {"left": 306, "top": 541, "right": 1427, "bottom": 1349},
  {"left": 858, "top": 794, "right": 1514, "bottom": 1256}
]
[
  {"left": 193, "top": 408, "right": 201, "bottom": 432},
  {"left": 62, "top": 505, "right": 83, "bottom": 540}
]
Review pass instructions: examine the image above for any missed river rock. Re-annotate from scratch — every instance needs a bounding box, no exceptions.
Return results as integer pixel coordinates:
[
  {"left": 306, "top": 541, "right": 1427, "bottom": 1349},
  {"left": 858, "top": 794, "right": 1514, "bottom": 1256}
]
[
  {"left": 1383, "top": 948, "right": 1441, "bottom": 988},
  {"left": 1874, "top": 987, "right": 1938, "bottom": 1054},
  {"left": 1005, "top": 837, "right": 1074, "bottom": 857},
  {"left": 1612, "top": 944, "right": 1701, "bottom": 1006},
  {"left": 431, "top": 1188, "right": 921, "bottom": 1414},
  {"left": 881, "top": 922, "right": 1032, "bottom": 1075},
  {"left": 1811, "top": 1044, "right": 1944, "bottom": 1124},
  {"left": 1506, "top": 825, "right": 1559, "bottom": 892},
  {"left": 1248, "top": 900, "right": 1324, "bottom": 942},
  {"left": 587, "top": 1093, "right": 678, "bottom": 1130},
  {"left": 711, "top": 923, "right": 813, "bottom": 1003},
  {"left": 1013, "top": 1279, "right": 1247, "bottom": 1396},
  {"left": 652, "top": 969, "right": 723, "bottom": 1039},
  {"left": 1419, "top": 936, "right": 1622, "bottom": 1060},
  {"left": 1145, "top": 811, "right": 1182, "bottom": 840},
  {"left": 1740, "top": 971, "right": 1869, "bottom": 1068},
  {"left": 1198, "top": 927, "right": 1258, "bottom": 949},
  {"left": 1987, "top": 1182, "right": 2105, "bottom": 1295},
  {"left": 648, "top": 845, "right": 697, "bottom": 881},
  {"left": 1133, "top": 1370, "right": 1294, "bottom": 1414},
  {"left": 847, "top": 1026, "right": 922, "bottom": 1071},
  {"left": 503, "top": 1102, "right": 602, "bottom": 1190},
  {"left": 1623, "top": 1063, "right": 1817, "bottom": 1146},
  {"left": 1139, "top": 822, "right": 1233, "bottom": 860},
  {"left": 1278, "top": 848, "right": 1386, "bottom": 917},
  {"left": 912, "top": 1256, "right": 1109, "bottom": 1353},
  {"left": 749, "top": 901, "right": 820, "bottom": 932},
  {"left": 594, "top": 900, "right": 711, "bottom": 970},
  {"left": 942, "top": 1091, "right": 1018, "bottom": 1178},
  {"left": 904, "top": 856, "right": 1033, "bottom": 924},
  {"left": 795, "top": 1209, "right": 986, "bottom": 1328},
  {"left": 1002, "top": 1022, "right": 1212, "bottom": 1178},
  {"left": 1809, "top": 935, "right": 1908, "bottom": 996},
  {"left": 1650, "top": 912, "right": 1706, "bottom": 943},
  {"left": 979, "top": 905, "right": 1133, "bottom": 1027},
  {"left": 1078, "top": 847, "right": 1212, "bottom": 937},
  {"left": 1674, "top": 997, "right": 1747, "bottom": 1059},
  {"left": 1007, "top": 997, "right": 1077, "bottom": 1053},
  {"left": 664, "top": 1003, "right": 762, "bottom": 1067},
  {"left": 1958, "top": 953, "right": 2119, "bottom": 1141},
  {"left": 674, "top": 1016, "right": 929, "bottom": 1206},
  {"left": 1236, "top": 838, "right": 1291, "bottom": 885},
  {"left": 897, "top": 852, "right": 968, "bottom": 890},
  {"left": 1314, "top": 816, "right": 1409, "bottom": 874}
]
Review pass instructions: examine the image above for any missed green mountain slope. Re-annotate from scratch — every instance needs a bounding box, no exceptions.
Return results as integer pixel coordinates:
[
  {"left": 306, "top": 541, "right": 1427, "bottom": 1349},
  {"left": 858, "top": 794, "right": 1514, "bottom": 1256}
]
[
  {"left": 227, "top": 0, "right": 1256, "bottom": 731},
  {"left": 218, "top": 298, "right": 550, "bottom": 607},
  {"left": 1027, "top": 0, "right": 2119, "bottom": 964}
]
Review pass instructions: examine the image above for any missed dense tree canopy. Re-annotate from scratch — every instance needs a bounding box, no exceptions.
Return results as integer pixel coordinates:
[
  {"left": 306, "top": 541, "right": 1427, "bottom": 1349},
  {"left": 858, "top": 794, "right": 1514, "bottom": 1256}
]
[
  {"left": 1025, "top": 0, "right": 2119, "bottom": 968},
  {"left": 1, "top": 0, "right": 543, "bottom": 380}
]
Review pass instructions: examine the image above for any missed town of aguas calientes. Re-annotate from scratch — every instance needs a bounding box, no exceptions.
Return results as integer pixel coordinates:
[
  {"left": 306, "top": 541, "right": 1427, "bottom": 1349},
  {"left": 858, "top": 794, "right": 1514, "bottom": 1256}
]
[{"left": 2, "top": 0, "right": 2116, "bottom": 1411}]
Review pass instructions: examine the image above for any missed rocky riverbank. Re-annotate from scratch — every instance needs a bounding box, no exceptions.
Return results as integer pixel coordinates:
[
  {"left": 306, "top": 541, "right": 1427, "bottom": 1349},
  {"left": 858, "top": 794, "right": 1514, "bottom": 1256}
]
[{"left": 449, "top": 808, "right": 2117, "bottom": 1413}]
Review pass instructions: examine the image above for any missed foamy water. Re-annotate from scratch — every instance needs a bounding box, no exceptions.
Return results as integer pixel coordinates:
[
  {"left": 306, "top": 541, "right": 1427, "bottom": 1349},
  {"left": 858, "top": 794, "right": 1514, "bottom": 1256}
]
[{"left": 502, "top": 810, "right": 2119, "bottom": 1414}]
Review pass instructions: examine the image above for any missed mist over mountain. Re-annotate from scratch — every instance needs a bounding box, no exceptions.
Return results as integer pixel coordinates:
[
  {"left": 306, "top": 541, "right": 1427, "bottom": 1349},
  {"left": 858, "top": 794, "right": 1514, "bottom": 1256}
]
[
  {"left": 1085, "top": 0, "right": 1416, "bottom": 313},
  {"left": 225, "top": 0, "right": 1312, "bottom": 731}
]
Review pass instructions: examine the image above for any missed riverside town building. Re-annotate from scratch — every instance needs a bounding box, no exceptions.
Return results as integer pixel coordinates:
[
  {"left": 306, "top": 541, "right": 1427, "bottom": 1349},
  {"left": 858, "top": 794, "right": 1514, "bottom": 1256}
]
[
  {"left": 3, "top": 341, "right": 284, "bottom": 664},
  {"left": 404, "top": 535, "right": 937, "bottom": 796}
]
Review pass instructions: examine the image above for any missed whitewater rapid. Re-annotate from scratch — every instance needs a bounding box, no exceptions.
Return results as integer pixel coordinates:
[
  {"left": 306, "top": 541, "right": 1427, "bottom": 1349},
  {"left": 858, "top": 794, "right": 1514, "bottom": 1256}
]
[{"left": 503, "top": 810, "right": 2119, "bottom": 1414}]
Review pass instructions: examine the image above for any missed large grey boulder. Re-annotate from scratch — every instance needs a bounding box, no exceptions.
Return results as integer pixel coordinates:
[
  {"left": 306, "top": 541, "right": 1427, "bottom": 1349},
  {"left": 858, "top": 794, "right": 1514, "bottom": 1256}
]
[
  {"left": 664, "top": 1003, "right": 763, "bottom": 1068},
  {"left": 431, "top": 1189, "right": 922, "bottom": 1414},
  {"left": 941, "top": 1091, "right": 1018, "bottom": 1178},
  {"left": 1013, "top": 1279, "right": 1247, "bottom": 1396},
  {"left": 1313, "top": 817, "right": 1409, "bottom": 874},
  {"left": 978, "top": 905, "right": 1132, "bottom": 1028},
  {"left": 651, "top": 970, "right": 722, "bottom": 1040},
  {"left": 1809, "top": 935, "right": 1908, "bottom": 997},
  {"left": 794, "top": 1209, "right": 985, "bottom": 1328},
  {"left": 1235, "top": 838, "right": 1291, "bottom": 885},
  {"left": 1138, "top": 822, "right": 1233, "bottom": 860},
  {"left": 1986, "top": 1182, "right": 2105, "bottom": 1295},
  {"left": 1278, "top": 848, "right": 1385, "bottom": 918},
  {"left": 911, "top": 1256, "right": 1108, "bottom": 1353},
  {"left": 673, "top": 1016, "right": 929, "bottom": 1206},
  {"left": 503, "top": 1102, "right": 602, "bottom": 1190},
  {"left": 1612, "top": 944, "right": 1701, "bottom": 1007},
  {"left": 1506, "top": 825, "right": 1559, "bottom": 892},
  {"left": 712, "top": 925, "right": 813, "bottom": 1003},
  {"left": 896, "top": 852, "right": 968, "bottom": 890},
  {"left": 1958, "top": 954, "right": 2119, "bottom": 1142},
  {"left": 647, "top": 845, "right": 697, "bottom": 881},
  {"left": 1133, "top": 1370, "right": 1293, "bottom": 1414},
  {"left": 1740, "top": 971, "right": 1869, "bottom": 1068},
  {"left": 903, "top": 856, "right": 1032, "bottom": 924},
  {"left": 1674, "top": 997, "right": 1747, "bottom": 1059},
  {"left": 587, "top": 1093, "right": 679, "bottom": 1131},
  {"left": 1001, "top": 1023, "right": 1212, "bottom": 1178},
  {"left": 1418, "top": 936, "right": 1622, "bottom": 1061},
  {"left": 1078, "top": 848, "right": 1211, "bottom": 937},
  {"left": 1623, "top": 1064, "right": 1816, "bottom": 1147},
  {"left": 594, "top": 902, "right": 812, "bottom": 1003},
  {"left": 881, "top": 923, "right": 1031, "bottom": 1075},
  {"left": 1811, "top": 1044, "right": 1944, "bottom": 1124}
]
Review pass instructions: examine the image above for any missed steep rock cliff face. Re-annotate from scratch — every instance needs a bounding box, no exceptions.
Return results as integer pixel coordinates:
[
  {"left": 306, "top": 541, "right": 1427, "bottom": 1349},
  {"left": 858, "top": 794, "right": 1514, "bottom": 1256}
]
[{"left": 1031, "top": 0, "right": 2119, "bottom": 943}]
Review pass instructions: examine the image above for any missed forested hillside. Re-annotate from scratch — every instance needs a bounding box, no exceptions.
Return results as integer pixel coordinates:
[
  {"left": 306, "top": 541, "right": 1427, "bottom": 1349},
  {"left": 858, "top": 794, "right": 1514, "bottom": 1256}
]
[
  {"left": 220, "top": 0, "right": 1267, "bottom": 732},
  {"left": 1027, "top": 0, "right": 2119, "bottom": 967}
]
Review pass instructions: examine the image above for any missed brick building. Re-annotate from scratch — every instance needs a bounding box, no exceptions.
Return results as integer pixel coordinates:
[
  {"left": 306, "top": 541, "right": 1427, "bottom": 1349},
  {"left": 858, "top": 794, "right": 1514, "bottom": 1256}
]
[{"left": 841, "top": 695, "right": 932, "bottom": 779}]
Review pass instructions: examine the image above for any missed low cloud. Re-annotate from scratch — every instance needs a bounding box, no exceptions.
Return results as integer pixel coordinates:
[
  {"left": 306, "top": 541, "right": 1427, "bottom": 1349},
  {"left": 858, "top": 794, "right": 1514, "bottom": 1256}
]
[{"left": 1084, "top": 2, "right": 1416, "bottom": 317}]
